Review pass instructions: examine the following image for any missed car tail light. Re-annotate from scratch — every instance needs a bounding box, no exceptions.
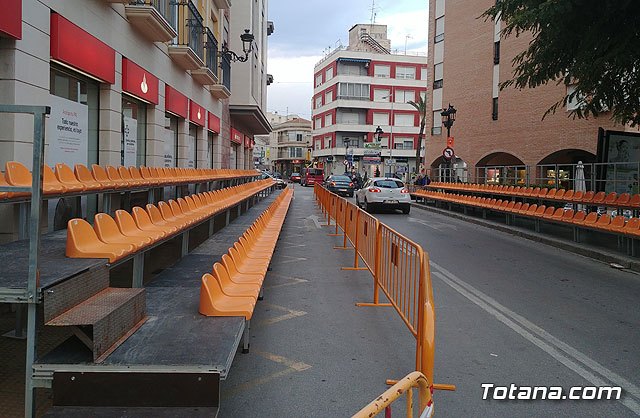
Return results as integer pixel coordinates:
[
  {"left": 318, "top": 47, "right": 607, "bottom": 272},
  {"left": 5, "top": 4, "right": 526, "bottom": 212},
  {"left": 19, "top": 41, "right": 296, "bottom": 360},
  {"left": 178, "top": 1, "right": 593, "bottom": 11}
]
[
  {"left": 349, "top": 182, "right": 354, "bottom": 187},
  {"left": 401, "top": 188, "right": 409, "bottom": 194},
  {"left": 368, "top": 187, "right": 381, "bottom": 193},
  {"left": 330, "top": 182, "right": 336, "bottom": 187}
]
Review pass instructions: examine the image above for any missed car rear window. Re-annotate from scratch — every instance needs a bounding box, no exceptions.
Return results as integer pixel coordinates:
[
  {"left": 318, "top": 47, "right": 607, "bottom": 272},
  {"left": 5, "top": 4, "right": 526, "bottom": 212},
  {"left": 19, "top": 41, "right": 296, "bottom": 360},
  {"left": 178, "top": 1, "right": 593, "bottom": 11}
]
[
  {"left": 307, "top": 169, "right": 323, "bottom": 176},
  {"left": 332, "top": 176, "right": 351, "bottom": 182},
  {"left": 292, "top": 173, "right": 300, "bottom": 176},
  {"left": 374, "top": 179, "right": 404, "bottom": 188}
]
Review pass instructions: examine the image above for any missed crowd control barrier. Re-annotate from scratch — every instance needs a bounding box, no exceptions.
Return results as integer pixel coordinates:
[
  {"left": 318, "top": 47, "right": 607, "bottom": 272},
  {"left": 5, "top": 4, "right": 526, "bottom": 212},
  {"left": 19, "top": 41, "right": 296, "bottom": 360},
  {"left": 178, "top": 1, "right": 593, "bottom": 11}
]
[
  {"left": 313, "top": 184, "right": 455, "bottom": 395},
  {"left": 352, "top": 371, "right": 433, "bottom": 418}
]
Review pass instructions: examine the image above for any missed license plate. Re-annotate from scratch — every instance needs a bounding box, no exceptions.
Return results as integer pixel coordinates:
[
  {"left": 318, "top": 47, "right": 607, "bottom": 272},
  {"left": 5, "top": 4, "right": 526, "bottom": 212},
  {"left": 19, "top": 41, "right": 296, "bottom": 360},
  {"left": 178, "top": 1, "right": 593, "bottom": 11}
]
[
  {"left": 384, "top": 200, "right": 398, "bottom": 204},
  {"left": 339, "top": 189, "right": 347, "bottom": 192}
]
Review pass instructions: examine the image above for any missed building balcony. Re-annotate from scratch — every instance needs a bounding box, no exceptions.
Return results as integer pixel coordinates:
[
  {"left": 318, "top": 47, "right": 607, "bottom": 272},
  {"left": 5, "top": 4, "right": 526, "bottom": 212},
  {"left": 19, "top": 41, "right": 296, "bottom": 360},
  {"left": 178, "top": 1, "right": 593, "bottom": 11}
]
[
  {"left": 312, "top": 147, "right": 416, "bottom": 158},
  {"left": 125, "top": 1, "right": 177, "bottom": 43},
  {"left": 168, "top": 1, "right": 205, "bottom": 71},
  {"left": 191, "top": 67, "right": 217, "bottom": 86},
  {"left": 208, "top": 84, "right": 231, "bottom": 99}
]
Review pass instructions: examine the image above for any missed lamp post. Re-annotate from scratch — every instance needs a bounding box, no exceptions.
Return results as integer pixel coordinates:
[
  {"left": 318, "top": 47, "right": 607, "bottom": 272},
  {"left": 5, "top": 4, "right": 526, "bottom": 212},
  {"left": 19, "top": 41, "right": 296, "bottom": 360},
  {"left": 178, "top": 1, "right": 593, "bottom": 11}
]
[
  {"left": 440, "top": 103, "right": 457, "bottom": 182},
  {"left": 381, "top": 93, "right": 395, "bottom": 177},
  {"left": 219, "top": 29, "right": 255, "bottom": 63},
  {"left": 343, "top": 137, "right": 351, "bottom": 173}
]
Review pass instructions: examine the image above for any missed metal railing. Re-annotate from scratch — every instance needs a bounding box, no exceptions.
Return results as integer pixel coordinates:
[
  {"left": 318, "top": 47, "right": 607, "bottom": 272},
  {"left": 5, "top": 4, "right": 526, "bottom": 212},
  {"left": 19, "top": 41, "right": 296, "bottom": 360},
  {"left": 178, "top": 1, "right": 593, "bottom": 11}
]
[
  {"left": 353, "top": 371, "right": 433, "bottom": 418},
  {"left": 173, "top": 0, "right": 204, "bottom": 62},
  {"left": 130, "top": 0, "right": 177, "bottom": 31},
  {"left": 221, "top": 55, "right": 231, "bottom": 90},
  {"left": 314, "top": 184, "right": 456, "bottom": 394},
  {"left": 204, "top": 27, "right": 218, "bottom": 74}
]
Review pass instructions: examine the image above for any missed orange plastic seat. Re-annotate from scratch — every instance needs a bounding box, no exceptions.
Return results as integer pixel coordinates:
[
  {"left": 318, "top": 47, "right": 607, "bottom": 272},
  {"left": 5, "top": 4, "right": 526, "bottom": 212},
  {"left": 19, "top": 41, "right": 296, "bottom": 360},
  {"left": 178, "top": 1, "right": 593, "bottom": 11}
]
[
  {"left": 55, "top": 163, "right": 86, "bottom": 193},
  {"left": 582, "top": 212, "right": 599, "bottom": 227},
  {"left": 129, "top": 166, "right": 153, "bottom": 187},
  {"left": 526, "top": 204, "right": 538, "bottom": 216},
  {"left": 614, "top": 193, "right": 630, "bottom": 207},
  {"left": 74, "top": 164, "right": 106, "bottom": 190},
  {"left": 170, "top": 199, "right": 200, "bottom": 223},
  {"left": 572, "top": 190, "right": 585, "bottom": 202},
  {"left": 118, "top": 166, "right": 145, "bottom": 187},
  {"left": 630, "top": 194, "right": 640, "bottom": 208},
  {"left": 66, "top": 218, "right": 133, "bottom": 262},
  {"left": 5, "top": 161, "right": 32, "bottom": 189},
  {"left": 546, "top": 188, "right": 557, "bottom": 199},
  {"left": 517, "top": 203, "right": 530, "bottom": 214},
  {"left": 98, "top": 165, "right": 128, "bottom": 189},
  {"left": 115, "top": 209, "right": 164, "bottom": 241},
  {"left": 606, "top": 215, "right": 626, "bottom": 232},
  {"left": 212, "top": 263, "right": 260, "bottom": 299},
  {"left": 534, "top": 205, "right": 547, "bottom": 217},
  {"left": 594, "top": 214, "right": 611, "bottom": 230},
  {"left": 0, "top": 173, "right": 29, "bottom": 199},
  {"left": 511, "top": 202, "right": 522, "bottom": 213},
  {"left": 572, "top": 211, "right": 587, "bottom": 224},
  {"left": 582, "top": 191, "right": 595, "bottom": 203},
  {"left": 229, "top": 246, "right": 269, "bottom": 274},
  {"left": 199, "top": 273, "right": 255, "bottom": 319},
  {"left": 554, "top": 189, "right": 566, "bottom": 200},
  {"left": 561, "top": 209, "right": 574, "bottom": 222},
  {"left": 94, "top": 213, "right": 151, "bottom": 250},
  {"left": 157, "top": 201, "right": 191, "bottom": 229},
  {"left": 563, "top": 190, "right": 574, "bottom": 200},
  {"left": 550, "top": 207, "right": 564, "bottom": 221},
  {"left": 623, "top": 218, "right": 640, "bottom": 236},
  {"left": 131, "top": 206, "right": 172, "bottom": 236},
  {"left": 145, "top": 204, "right": 182, "bottom": 232},
  {"left": 221, "top": 254, "right": 263, "bottom": 285},
  {"left": 603, "top": 192, "right": 617, "bottom": 205}
]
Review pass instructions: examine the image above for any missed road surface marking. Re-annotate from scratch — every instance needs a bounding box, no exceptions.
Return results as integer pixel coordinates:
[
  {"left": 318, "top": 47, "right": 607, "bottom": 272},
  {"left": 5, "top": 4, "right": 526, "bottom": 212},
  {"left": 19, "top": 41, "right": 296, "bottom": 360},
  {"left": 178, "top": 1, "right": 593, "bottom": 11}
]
[
  {"left": 408, "top": 216, "right": 458, "bottom": 231},
  {"left": 257, "top": 303, "right": 307, "bottom": 326},
  {"left": 264, "top": 274, "right": 309, "bottom": 289},
  {"left": 430, "top": 261, "right": 640, "bottom": 416}
]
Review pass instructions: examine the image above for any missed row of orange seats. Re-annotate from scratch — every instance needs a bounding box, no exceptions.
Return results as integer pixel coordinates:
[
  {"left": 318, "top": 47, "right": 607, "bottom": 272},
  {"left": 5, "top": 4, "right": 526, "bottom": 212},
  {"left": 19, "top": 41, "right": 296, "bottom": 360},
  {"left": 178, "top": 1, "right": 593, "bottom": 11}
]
[
  {"left": 66, "top": 179, "right": 275, "bottom": 263},
  {"left": 427, "top": 182, "right": 640, "bottom": 208},
  {"left": 414, "top": 190, "right": 640, "bottom": 237},
  {"left": 0, "top": 161, "right": 259, "bottom": 199},
  {"left": 199, "top": 188, "right": 293, "bottom": 320}
]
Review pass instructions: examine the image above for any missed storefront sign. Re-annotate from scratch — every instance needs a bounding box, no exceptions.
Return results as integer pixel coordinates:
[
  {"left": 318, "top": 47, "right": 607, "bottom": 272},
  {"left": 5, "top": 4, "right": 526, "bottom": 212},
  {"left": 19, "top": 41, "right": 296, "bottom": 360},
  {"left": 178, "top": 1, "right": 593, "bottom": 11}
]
[
  {"left": 163, "top": 126, "right": 175, "bottom": 168},
  {"left": 46, "top": 94, "right": 89, "bottom": 167},
  {"left": 244, "top": 135, "right": 251, "bottom": 149},
  {"left": 122, "top": 58, "right": 159, "bottom": 104},
  {"left": 186, "top": 134, "right": 195, "bottom": 168},
  {"left": 165, "top": 85, "right": 188, "bottom": 118},
  {"left": 0, "top": 0, "right": 21, "bottom": 39},
  {"left": 189, "top": 100, "right": 205, "bottom": 127},
  {"left": 123, "top": 116, "right": 138, "bottom": 167},
  {"left": 50, "top": 13, "right": 115, "bottom": 84},
  {"left": 230, "top": 128, "right": 243, "bottom": 144},
  {"left": 208, "top": 113, "right": 220, "bottom": 133}
]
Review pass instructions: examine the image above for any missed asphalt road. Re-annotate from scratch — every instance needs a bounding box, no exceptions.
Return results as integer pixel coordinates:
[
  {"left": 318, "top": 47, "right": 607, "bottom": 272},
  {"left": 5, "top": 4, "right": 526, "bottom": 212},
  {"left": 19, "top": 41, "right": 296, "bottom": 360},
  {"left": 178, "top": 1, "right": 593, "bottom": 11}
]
[
  {"left": 222, "top": 186, "right": 640, "bottom": 417},
  {"left": 362, "top": 195, "right": 640, "bottom": 417}
]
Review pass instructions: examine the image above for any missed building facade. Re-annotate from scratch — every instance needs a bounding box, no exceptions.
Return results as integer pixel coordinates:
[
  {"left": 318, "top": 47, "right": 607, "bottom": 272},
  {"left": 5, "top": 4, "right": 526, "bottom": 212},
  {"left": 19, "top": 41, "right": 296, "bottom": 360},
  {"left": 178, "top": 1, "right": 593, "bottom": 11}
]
[
  {"left": 262, "top": 112, "right": 312, "bottom": 177},
  {"left": 426, "top": 0, "right": 622, "bottom": 184},
  {"left": 0, "top": 0, "right": 271, "bottom": 238},
  {"left": 311, "top": 24, "right": 428, "bottom": 179}
]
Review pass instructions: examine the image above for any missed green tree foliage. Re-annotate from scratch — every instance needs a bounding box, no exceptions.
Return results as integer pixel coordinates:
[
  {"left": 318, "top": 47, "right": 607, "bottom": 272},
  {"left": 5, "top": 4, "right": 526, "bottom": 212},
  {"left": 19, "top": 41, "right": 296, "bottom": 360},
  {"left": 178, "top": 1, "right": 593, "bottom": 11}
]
[
  {"left": 408, "top": 96, "right": 427, "bottom": 174},
  {"left": 483, "top": 0, "right": 640, "bottom": 126}
]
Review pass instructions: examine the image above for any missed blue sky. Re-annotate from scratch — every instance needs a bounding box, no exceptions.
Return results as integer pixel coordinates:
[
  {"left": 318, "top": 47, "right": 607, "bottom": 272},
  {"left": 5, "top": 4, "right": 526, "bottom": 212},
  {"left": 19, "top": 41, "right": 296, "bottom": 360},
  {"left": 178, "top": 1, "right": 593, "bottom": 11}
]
[{"left": 266, "top": 0, "right": 429, "bottom": 120}]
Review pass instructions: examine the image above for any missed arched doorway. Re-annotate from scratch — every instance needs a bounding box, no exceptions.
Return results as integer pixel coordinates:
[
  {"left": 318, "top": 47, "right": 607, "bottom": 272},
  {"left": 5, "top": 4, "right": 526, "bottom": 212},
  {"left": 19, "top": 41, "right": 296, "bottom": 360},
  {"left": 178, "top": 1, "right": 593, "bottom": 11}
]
[
  {"left": 536, "top": 149, "right": 597, "bottom": 189},
  {"left": 429, "top": 156, "right": 468, "bottom": 182},
  {"left": 476, "top": 152, "right": 525, "bottom": 185}
]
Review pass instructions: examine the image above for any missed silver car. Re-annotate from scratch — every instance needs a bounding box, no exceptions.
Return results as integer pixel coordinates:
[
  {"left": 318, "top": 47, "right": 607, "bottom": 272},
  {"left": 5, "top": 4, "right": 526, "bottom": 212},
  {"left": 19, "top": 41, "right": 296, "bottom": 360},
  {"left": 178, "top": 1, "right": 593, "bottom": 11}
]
[{"left": 355, "top": 177, "right": 411, "bottom": 214}]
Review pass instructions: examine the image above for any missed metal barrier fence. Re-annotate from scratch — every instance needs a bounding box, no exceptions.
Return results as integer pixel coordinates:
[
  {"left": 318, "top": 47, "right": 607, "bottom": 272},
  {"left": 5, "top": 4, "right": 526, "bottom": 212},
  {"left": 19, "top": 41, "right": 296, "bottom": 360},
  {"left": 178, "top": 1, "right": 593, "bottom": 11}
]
[
  {"left": 313, "top": 184, "right": 451, "bottom": 394},
  {"left": 352, "top": 371, "right": 433, "bottom": 418}
]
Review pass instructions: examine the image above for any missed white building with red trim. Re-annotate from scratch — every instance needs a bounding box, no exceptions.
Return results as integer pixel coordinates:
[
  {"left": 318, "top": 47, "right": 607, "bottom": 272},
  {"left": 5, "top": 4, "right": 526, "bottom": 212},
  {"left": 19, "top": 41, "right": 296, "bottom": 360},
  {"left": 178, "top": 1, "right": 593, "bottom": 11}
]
[{"left": 311, "top": 24, "right": 427, "bottom": 178}]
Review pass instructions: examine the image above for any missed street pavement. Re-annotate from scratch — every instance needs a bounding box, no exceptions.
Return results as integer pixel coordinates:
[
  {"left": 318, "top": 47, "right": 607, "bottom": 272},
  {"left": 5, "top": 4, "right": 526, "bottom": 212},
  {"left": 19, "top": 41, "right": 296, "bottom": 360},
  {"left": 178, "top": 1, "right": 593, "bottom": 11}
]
[{"left": 221, "top": 186, "right": 639, "bottom": 417}]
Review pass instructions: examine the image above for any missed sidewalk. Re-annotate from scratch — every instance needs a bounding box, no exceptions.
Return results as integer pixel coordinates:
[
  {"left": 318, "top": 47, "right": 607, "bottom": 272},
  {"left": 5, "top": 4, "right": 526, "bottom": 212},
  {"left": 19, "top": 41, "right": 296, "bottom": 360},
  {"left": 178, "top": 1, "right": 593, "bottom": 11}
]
[{"left": 220, "top": 185, "right": 418, "bottom": 417}]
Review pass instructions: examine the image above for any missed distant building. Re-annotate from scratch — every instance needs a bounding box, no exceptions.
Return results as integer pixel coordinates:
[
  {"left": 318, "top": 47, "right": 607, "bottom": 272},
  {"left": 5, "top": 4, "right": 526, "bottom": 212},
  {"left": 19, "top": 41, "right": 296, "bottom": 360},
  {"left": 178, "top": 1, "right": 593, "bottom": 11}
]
[
  {"left": 311, "top": 24, "right": 428, "bottom": 179},
  {"left": 425, "top": 0, "right": 626, "bottom": 184},
  {"left": 263, "top": 112, "right": 312, "bottom": 176}
]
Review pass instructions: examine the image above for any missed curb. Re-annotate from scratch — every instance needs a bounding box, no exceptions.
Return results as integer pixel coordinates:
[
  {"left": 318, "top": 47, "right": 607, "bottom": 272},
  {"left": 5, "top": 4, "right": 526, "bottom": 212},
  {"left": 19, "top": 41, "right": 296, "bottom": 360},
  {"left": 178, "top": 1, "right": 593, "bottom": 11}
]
[{"left": 411, "top": 200, "right": 640, "bottom": 274}]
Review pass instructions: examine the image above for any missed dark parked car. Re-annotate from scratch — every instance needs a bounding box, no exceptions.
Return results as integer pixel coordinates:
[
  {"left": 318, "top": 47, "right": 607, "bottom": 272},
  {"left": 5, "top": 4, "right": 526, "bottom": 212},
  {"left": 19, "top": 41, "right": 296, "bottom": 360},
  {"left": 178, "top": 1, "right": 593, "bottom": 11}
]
[
  {"left": 290, "top": 172, "right": 301, "bottom": 182},
  {"left": 324, "top": 175, "right": 355, "bottom": 197}
]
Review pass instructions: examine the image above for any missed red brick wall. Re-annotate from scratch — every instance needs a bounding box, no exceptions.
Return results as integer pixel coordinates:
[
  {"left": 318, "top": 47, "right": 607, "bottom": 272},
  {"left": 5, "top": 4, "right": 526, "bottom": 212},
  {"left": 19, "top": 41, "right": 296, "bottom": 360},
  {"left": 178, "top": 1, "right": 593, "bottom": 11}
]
[{"left": 425, "top": 0, "right": 621, "bottom": 175}]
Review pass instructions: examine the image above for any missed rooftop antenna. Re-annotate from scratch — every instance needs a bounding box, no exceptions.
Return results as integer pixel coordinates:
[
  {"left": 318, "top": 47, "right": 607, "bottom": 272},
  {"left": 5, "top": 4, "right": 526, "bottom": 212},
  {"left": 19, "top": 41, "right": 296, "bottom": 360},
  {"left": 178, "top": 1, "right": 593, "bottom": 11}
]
[{"left": 370, "top": 0, "right": 377, "bottom": 24}]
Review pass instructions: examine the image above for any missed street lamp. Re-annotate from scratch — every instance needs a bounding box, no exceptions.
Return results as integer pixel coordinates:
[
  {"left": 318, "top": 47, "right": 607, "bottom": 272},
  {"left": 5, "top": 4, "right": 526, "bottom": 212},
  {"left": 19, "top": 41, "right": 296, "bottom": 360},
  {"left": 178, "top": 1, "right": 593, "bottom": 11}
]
[
  {"left": 343, "top": 137, "right": 351, "bottom": 172},
  {"left": 440, "top": 103, "right": 457, "bottom": 181},
  {"left": 375, "top": 126, "right": 383, "bottom": 142},
  {"left": 440, "top": 103, "right": 456, "bottom": 137},
  {"left": 219, "top": 29, "right": 255, "bottom": 63}
]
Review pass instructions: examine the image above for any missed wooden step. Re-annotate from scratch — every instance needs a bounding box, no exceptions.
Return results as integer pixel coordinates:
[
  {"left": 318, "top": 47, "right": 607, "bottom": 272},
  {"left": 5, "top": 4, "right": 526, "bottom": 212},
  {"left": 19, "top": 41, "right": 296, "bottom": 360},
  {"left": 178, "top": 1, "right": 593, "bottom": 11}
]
[
  {"left": 43, "top": 264, "right": 110, "bottom": 323},
  {"left": 46, "top": 287, "right": 146, "bottom": 362}
]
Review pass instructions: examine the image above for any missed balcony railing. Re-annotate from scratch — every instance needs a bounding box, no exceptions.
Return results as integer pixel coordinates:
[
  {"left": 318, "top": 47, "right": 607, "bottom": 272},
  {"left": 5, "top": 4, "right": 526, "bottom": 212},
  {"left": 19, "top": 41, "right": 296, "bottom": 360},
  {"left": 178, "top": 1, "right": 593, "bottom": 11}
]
[
  {"left": 221, "top": 55, "right": 231, "bottom": 91},
  {"left": 125, "top": 0, "right": 178, "bottom": 42},
  {"left": 204, "top": 28, "right": 218, "bottom": 74},
  {"left": 167, "top": 0, "right": 204, "bottom": 70}
]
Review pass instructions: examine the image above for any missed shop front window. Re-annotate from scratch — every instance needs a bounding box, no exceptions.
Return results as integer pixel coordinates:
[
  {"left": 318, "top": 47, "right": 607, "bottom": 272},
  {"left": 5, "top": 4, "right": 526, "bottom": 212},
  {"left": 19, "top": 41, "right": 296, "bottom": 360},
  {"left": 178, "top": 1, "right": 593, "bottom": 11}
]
[
  {"left": 122, "top": 96, "right": 147, "bottom": 166},
  {"left": 188, "top": 123, "right": 198, "bottom": 168},
  {"left": 164, "top": 113, "right": 179, "bottom": 167}
]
